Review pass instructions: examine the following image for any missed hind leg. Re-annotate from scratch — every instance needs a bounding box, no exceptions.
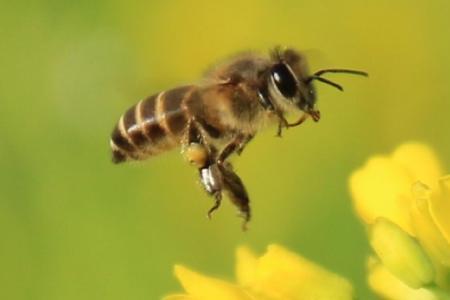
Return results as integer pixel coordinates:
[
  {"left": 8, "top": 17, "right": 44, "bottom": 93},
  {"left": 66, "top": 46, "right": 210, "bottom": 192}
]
[
  {"left": 199, "top": 163, "right": 223, "bottom": 218},
  {"left": 182, "top": 122, "right": 251, "bottom": 229},
  {"left": 182, "top": 120, "right": 223, "bottom": 218},
  {"left": 199, "top": 162, "right": 251, "bottom": 229},
  {"left": 219, "top": 163, "right": 251, "bottom": 230}
]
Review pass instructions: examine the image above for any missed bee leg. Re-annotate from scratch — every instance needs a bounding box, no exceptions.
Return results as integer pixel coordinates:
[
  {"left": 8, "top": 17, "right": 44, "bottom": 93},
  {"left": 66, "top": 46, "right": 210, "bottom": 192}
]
[
  {"left": 217, "top": 134, "right": 254, "bottom": 162},
  {"left": 276, "top": 113, "right": 289, "bottom": 137},
  {"left": 286, "top": 114, "right": 309, "bottom": 128},
  {"left": 184, "top": 120, "right": 249, "bottom": 222},
  {"left": 276, "top": 113, "right": 308, "bottom": 136},
  {"left": 236, "top": 134, "right": 254, "bottom": 156},
  {"left": 218, "top": 163, "right": 251, "bottom": 230},
  {"left": 207, "top": 192, "right": 222, "bottom": 219},
  {"left": 216, "top": 134, "right": 248, "bottom": 164},
  {"left": 199, "top": 163, "right": 223, "bottom": 219},
  {"left": 276, "top": 121, "right": 283, "bottom": 137},
  {"left": 183, "top": 121, "right": 226, "bottom": 219},
  {"left": 185, "top": 144, "right": 224, "bottom": 219},
  {"left": 182, "top": 120, "right": 213, "bottom": 168}
]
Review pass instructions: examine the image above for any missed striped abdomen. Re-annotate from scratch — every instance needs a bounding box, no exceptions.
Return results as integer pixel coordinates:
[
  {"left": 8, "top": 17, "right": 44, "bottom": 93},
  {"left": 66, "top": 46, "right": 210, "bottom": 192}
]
[{"left": 110, "top": 85, "right": 196, "bottom": 163}]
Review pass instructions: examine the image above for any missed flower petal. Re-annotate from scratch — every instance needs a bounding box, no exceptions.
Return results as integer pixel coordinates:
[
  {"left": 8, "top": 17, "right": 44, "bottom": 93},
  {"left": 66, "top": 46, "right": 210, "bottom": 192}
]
[
  {"left": 349, "top": 156, "right": 414, "bottom": 233},
  {"left": 411, "top": 181, "right": 450, "bottom": 267},
  {"left": 174, "top": 265, "right": 254, "bottom": 300},
  {"left": 235, "top": 246, "right": 258, "bottom": 287},
  {"left": 368, "top": 256, "right": 443, "bottom": 300},
  {"left": 391, "top": 143, "right": 443, "bottom": 186},
  {"left": 370, "top": 218, "right": 435, "bottom": 288},
  {"left": 248, "top": 245, "right": 354, "bottom": 300},
  {"left": 429, "top": 176, "right": 450, "bottom": 246}
]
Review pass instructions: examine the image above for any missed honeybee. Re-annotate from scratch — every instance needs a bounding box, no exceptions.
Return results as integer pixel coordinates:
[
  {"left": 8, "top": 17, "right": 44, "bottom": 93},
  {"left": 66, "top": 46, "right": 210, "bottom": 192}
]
[{"left": 110, "top": 47, "right": 367, "bottom": 229}]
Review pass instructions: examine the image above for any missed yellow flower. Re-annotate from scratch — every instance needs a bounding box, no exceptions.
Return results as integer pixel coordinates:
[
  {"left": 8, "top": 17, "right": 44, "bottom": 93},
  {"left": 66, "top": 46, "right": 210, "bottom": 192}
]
[
  {"left": 163, "top": 244, "right": 354, "bottom": 300},
  {"left": 349, "top": 142, "right": 450, "bottom": 298},
  {"left": 349, "top": 142, "right": 450, "bottom": 260},
  {"left": 349, "top": 142, "right": 443, "bottom": 235}
]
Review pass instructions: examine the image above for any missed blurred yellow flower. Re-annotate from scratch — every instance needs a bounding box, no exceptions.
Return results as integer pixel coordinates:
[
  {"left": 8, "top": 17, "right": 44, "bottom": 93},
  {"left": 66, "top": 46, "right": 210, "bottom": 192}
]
[
  {"left": 411, "top": 180, "right": 450, "bottom": 268},
  {"left": 367, "top": 256, "right": 447, "bottom": 300},
  {"left": 349, "top": 142, "right": 450, "bottom": 299},
  {"left": 163, "top": 244, "right": 354, "bottom": 300},
  {"left": 349, "top": 143, "right": 443, "bottom": 235}
]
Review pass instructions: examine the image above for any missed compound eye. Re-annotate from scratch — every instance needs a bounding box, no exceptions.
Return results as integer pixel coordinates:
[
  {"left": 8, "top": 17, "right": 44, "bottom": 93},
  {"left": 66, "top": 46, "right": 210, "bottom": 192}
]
[{"left": 271, "top": 63, "right": 298, "bottom": 98}]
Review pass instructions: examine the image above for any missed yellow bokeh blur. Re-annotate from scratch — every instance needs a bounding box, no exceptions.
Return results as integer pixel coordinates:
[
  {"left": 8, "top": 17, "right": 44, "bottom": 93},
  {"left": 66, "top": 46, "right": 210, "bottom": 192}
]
[{"left": 164, "top": 244, "right": 354, "bottom": 300}]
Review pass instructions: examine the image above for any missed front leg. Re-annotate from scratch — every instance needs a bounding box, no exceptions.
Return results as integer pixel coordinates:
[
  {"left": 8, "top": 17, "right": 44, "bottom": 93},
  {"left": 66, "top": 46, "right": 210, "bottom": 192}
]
[
  {"left": 275, "top": 112, "right": 289, "bottom": 137},
  {"left": 286, "top": 113, "right": 309, "bottom": 127},
  {"left": 276, "top": 113, "right": 309, "bottom": 137}
]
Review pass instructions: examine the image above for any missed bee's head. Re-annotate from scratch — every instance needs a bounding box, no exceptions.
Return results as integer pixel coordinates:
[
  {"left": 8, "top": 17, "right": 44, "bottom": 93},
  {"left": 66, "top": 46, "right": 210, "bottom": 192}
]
[{"left": 266, "top": 47, "right": 367, "bottom": 122}]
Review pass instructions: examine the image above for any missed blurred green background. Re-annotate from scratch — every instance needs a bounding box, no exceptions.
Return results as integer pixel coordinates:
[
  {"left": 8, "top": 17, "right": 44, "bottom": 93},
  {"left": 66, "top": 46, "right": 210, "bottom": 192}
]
[{"left": 1, "top": 0, "right": 450, "bottom": 299}]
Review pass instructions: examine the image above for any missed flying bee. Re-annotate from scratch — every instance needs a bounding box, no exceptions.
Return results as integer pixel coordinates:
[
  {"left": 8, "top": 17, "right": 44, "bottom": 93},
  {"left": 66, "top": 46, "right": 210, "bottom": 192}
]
[{"left": 110, "top": 47, "right": 367, "bottom": 230}]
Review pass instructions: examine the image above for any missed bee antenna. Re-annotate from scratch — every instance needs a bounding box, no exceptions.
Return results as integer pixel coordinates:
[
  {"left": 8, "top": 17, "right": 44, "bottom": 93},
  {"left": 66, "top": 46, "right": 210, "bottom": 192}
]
[
  {"left": 313, "top": 69, "right": 368, "bottom": 77},
  {"left": 307, "top": 76, "right": 344, "bottom": 91}
]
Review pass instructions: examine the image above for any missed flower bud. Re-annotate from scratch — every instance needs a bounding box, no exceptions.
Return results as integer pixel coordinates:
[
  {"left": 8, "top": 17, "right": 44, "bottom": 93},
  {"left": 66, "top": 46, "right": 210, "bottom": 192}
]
[{"left": 370, "top": 217, "right": 435, "bottom": 288}]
